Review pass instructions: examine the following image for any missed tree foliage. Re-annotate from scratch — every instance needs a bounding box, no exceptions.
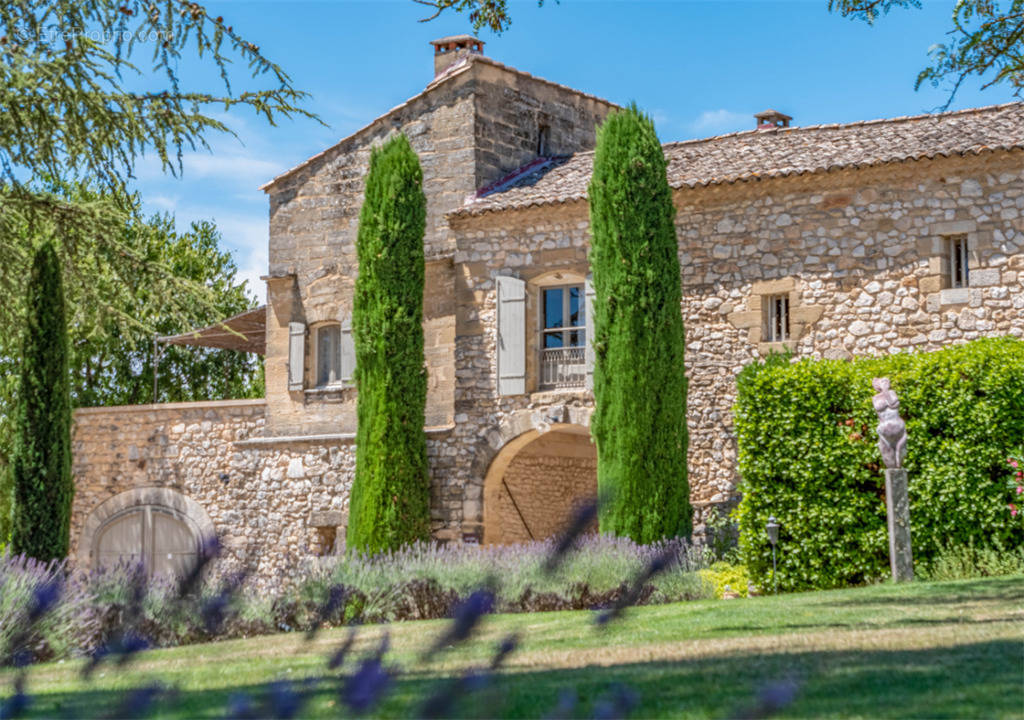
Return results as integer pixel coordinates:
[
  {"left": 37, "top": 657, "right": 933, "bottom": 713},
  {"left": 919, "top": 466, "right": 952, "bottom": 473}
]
[
  {"left": 413, "top": 0, "right": 550, "bottom": 33},
  {"left": 9, "top": 243, "right": 73, "bottom": 561},
  {"left": 588, "top": 105, "right": 690, "bottom": 544},
  {"left": 0, "top": 183, "right": 262, "bottom": 544},
  {"left": 0, "top": 0, "right": 317, "bottom": 335},
  {"left": 347, "top": 135, "right": 430, "bottom": 554},
  {"left": 830, "top": 0, "right": 1024, "bottom": 104}
]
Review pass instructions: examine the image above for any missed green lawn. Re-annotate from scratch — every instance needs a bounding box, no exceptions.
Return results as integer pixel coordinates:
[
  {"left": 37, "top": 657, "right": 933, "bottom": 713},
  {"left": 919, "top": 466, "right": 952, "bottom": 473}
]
[{"left": 5, "top": 575, "right": 1023, "bottom": 718}]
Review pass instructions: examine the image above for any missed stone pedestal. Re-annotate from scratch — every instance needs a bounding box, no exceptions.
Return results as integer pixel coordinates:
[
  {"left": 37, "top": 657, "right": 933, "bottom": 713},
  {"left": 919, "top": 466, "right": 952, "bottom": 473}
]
[{"left": 885, "top": 468, "right": 914, "bottom": 581}]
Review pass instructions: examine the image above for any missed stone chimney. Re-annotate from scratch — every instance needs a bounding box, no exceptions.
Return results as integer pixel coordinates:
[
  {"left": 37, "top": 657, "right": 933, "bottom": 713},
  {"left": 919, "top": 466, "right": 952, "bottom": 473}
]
[
  {"left": 754, "top": 109, "right": 792, "bottom": 130},
  {"left": 431, "top": 35, "right": 485, "bottom": 78}
]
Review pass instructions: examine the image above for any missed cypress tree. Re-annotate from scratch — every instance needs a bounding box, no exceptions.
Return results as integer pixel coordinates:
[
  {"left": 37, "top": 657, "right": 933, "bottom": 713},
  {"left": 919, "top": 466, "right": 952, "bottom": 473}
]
[
  {"left": 347, "top": 134, "right": 430, "bottom": 553},
  {"left": 588, "top": 105, "right": 691, "bottom": 543},
  {"left": 10, "top": 242, "right": 74, "bottom": 560}
]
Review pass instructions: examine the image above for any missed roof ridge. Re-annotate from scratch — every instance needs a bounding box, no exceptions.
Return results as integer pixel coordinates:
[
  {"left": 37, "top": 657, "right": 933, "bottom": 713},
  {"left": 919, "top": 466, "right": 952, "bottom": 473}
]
[{"left": 661, "top": 100, "right": 1024, "bottom": 150}]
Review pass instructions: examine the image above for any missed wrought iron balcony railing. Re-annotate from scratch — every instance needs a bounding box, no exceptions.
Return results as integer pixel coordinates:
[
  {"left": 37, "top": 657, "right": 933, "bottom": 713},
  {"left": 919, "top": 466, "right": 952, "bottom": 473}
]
[{"left": 539, "top": 346, "right": 585, "bottom": 390}]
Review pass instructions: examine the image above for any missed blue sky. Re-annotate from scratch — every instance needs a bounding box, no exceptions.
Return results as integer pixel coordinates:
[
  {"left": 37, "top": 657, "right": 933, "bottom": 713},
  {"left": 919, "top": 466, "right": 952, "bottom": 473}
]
[{"left": 128, "top": 0, "right": 1011, "bottom": 302}]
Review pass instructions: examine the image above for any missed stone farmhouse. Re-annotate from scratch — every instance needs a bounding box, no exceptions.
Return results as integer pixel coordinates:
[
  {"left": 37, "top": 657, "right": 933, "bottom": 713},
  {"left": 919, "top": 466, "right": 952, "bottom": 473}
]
[{"left": 69, "top": 36, "right": 1024, "bottom": 585}]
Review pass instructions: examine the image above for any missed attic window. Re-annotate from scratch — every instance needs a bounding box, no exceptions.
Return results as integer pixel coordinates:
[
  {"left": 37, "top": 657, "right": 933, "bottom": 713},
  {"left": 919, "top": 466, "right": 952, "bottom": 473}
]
[{"left": 537, "top": 125, "right": 551, "bottom": 156}]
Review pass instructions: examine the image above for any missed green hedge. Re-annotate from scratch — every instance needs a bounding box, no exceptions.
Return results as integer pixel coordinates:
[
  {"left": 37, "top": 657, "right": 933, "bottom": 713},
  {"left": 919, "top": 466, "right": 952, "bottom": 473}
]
[{"left": 735, "top": 337, "right": 1024, "bottom": 591}]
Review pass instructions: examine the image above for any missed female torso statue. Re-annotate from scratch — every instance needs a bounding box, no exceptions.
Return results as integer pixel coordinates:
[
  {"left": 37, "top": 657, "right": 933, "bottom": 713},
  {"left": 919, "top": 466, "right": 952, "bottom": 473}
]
[{"left": 872, "top": 377, "right": 907, "bottom": 469}]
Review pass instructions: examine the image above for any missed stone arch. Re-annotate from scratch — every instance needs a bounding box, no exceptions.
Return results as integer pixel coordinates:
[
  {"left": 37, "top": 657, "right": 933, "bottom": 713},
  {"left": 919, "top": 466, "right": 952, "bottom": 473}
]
[
  {"left": 475, "top": 405, "right": 597, "bottom": 545},
  {"left": 78, "top": 487, "right": 215, "bottom": 571}
]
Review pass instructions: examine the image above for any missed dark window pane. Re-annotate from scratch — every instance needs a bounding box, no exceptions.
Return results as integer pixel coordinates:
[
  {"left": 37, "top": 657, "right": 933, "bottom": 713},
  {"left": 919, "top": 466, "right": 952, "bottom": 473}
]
[
  {"left": 544, "top": 288, "right": 563, "bottom": 330},
  {"left": 544, "top": 331, "right": 564, "bottom": 348},
  {"left": 569, "top": 286, "right": 583, "bottom": 326},
  {"left": 569, "top": 329, "right": 584, "bottom": 347}
]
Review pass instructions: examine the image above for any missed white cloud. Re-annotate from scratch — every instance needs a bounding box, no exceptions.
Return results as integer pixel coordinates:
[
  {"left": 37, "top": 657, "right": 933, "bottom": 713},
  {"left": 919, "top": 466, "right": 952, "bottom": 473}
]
[{"left": 690, "top": 109, "right": 749, "bottom": 136}]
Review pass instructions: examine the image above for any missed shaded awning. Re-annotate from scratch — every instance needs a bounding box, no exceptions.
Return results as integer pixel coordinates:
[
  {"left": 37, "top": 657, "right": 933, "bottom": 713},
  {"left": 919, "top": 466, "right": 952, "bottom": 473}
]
[{"left": 157, "top": 306, "right": 266, "bottom": 355}]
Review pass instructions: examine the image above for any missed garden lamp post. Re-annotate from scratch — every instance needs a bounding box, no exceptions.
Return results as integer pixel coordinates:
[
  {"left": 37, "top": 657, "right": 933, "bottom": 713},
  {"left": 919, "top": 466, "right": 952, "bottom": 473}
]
[{"left": 766, "top": 515, "right": 780, "bottom": 594}]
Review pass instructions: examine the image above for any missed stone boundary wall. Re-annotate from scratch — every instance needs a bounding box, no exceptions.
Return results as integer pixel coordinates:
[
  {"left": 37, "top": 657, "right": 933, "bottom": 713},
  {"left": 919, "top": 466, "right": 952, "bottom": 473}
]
[
  {"left": 71, "top": 399, "right": 354, "bottom": 588},
  {"left": 71, "top": 399, "right": 465, "bottom": 586}
]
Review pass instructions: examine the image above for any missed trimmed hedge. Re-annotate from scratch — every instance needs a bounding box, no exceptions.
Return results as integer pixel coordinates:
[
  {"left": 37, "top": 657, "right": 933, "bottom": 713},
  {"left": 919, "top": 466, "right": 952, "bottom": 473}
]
[
  {"left": 588, "top": 104, "right": 690, "bottom": 543},
  {"left": 735, "top": 337, "right": 1024, "bottom": 591}
]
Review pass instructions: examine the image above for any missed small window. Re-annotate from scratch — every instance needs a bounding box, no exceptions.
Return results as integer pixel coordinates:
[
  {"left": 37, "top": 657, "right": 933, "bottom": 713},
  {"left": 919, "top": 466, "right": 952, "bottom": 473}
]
[
  {"left": 316, "top": 324, "right": 342, "bottom": 387},
  {"left": 537, "top": 124, "right": 551, "bottom": 157},
  {"left": 764, "top": 294, "right": 789, "bottom": 343},
  {"left": 948, "top": 234, "right": 969, "bottom": 289}
]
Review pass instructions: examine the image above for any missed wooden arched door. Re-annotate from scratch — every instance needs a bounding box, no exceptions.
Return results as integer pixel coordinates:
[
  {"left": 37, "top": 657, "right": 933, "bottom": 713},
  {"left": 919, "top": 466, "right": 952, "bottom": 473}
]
[{"left": 94, "top": 505, "right": 199, "bottom": 578}]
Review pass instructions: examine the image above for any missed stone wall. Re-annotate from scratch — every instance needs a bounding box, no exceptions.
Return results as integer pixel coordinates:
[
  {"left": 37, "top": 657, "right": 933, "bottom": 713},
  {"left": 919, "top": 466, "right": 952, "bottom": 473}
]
[
  {"left": 446, "top": 150, "right": 1024, "bottom": 540},
  {"left": 71, "top": 400, "right": 353, "bottom": 588},
  {"left": 70, "top": 399, "right": 466, "bottom": 586}
]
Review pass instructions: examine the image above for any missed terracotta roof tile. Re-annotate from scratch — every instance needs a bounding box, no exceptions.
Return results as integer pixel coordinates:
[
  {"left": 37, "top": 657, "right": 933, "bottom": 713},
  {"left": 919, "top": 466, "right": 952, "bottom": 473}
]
[{"left": 455, "top": 101, "right": 1024, "bottom": 217}]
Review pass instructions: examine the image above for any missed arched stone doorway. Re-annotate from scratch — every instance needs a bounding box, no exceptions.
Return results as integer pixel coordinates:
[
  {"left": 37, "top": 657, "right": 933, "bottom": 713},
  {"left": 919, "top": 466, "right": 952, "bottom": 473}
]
[
  {"left": 79, "top": 487, "right": 215, "bottom": 577},
  {"left": 483, "top": 424, "right": 597, "bottom": 545}
]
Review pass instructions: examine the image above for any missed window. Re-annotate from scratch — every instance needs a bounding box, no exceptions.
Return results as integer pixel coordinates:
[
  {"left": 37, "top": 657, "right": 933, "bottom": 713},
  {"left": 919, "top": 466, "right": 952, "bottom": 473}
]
[
  {"left": 316, "top": 324, "right": 342, "bottom": 387},
  {"left": 540, "top": 284, "right": 585, "bottom": 389},
  {"left": 763, "top": 294, "right": 789, "bottom": 343},
  {"left": 948, "top": 234, "right": 969, "bottom": 289},
  {"left": 537, "top": 124, "right": 551, "bottom": 157}
]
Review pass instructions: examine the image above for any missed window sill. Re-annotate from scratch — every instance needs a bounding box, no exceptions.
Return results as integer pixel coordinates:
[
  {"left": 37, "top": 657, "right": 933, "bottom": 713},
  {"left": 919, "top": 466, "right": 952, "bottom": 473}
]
[
  {"left": 530, "top": 387, "right": 591, "bottom": 404},
  {"left": 304, "top": 385, "right": 355, "bottom": 403},
  {"left": 939, "top": 287, "right": 969, "bottom": 306},
  {"left": 757, "top": 340, "right": 798, "bottom": 355}
]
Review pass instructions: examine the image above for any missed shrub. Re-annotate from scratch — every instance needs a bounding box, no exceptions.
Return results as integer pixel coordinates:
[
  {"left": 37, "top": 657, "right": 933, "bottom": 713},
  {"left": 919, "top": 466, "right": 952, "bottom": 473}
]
[
  {"left": 698, "top": 562, "right": 753, "bottom": 598},
  {"left": 588, "top": 104, "right": 690, "bottom": 543},
  {"left": 315, "top": 535, "right": 711, "bottom": 622},
  {"left": 10, "top": 242, "right": 73, "bottom": 561},
  {"left": 0, "top": 537, "right": 713, "bottom": 661},
  {"left": 347, "top": 133, "right": 430, "bottom": 554},
  {"left": 916, "top": 537, "right": 1024, "bottom": 581},
  {"left": 735, "top": 337, "right": 1024, "bottom": 591}
]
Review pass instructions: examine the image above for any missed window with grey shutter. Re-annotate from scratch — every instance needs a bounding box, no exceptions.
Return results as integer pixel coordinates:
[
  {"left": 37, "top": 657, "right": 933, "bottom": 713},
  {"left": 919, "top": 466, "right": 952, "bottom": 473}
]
[
  {"left": 496, "top": 275, "right": 526, "bottom": 395},
  {"left": 340, "top": 316, "right": 355, "bottom": 384},
  {"left": 584, "top": 275, "right": 595, "bottom": 390},
  {"left": 288, "top": 321, "right": 306, "bottom": 391}
]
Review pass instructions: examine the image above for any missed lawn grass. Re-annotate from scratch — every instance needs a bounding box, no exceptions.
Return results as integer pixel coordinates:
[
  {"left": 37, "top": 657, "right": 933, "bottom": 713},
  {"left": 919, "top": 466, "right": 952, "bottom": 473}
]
[{"left": 5, "top": 575, "right": 1023, "bottom": 718}]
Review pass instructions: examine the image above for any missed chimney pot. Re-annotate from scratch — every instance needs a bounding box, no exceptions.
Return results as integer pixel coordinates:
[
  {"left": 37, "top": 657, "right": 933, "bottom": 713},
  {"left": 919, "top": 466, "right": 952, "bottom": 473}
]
[
  {"left": 430, "top": 34, "right": 485, "bottom": 78},
  {"left": 754, "top": 109, "right": 793, "bottom": 130}
]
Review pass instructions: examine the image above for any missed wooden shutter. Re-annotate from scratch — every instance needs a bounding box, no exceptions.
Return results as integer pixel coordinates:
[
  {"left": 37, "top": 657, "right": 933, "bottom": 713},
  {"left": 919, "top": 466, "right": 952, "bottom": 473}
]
[
  {"left": 584, "top": 274, "right": 596, "bottom": 390},
  {"left": 340, "top": 316, "right": 355, "bottom": 384},
  {"left": 496, "top": 275, "right": 526, "bottom": 396},
  {"left": 288, "top": 321, "right": 306, "bottom": 391}
]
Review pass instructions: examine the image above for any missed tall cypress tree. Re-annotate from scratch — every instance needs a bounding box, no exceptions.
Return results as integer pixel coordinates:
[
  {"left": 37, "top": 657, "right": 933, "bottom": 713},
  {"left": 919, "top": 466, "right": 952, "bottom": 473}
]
[
  {"left": 588, "top": 105, "right": 691, "bottom": 543},
  {"left": 10, "top": 242, "right": 74, "bottom": 560},
  {"left": 347, "top": 134, "right": 430, "bottom": 553}
]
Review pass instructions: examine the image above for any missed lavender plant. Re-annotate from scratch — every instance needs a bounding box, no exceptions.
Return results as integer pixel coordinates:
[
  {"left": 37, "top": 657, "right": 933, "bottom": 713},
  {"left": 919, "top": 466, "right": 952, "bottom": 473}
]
[{"left": 0, "top": 501, "right": 797, "bottom": 719}]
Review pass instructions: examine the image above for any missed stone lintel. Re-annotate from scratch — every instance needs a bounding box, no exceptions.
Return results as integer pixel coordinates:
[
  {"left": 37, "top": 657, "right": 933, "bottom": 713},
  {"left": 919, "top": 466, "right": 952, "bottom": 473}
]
[
  {"left": 750, "top": 277, "right": 797, "bottom": 295},
  {"left": 308, "top": 510, "right": 347, "bottom": 528}
]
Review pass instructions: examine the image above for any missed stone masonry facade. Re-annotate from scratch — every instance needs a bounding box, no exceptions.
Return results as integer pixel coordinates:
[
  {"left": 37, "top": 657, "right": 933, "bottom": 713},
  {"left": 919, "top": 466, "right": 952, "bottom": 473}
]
[{"left": 69, "top": 37, "right": 1024, "bottom": 585}]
